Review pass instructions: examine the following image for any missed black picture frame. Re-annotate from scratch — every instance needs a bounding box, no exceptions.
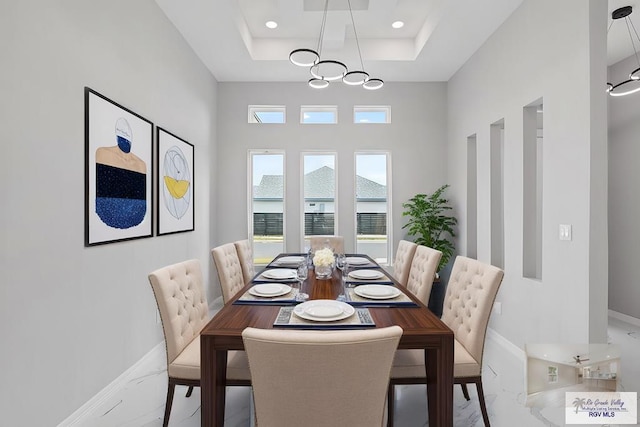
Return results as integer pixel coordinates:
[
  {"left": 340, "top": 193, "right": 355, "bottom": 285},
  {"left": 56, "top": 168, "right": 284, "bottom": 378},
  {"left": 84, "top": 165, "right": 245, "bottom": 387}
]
[
  {"left": 156, "top": 127, "right": 195, "bottom": 235},
  {"left": 85, "top": 87, "right": 154, "bottom": 246}
]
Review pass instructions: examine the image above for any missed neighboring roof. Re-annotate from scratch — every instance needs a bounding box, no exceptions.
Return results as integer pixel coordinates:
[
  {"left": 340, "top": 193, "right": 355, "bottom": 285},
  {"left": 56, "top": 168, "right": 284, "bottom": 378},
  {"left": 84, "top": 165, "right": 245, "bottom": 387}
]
[{"left": 253, "top": 166, "right": 386, "bottom": 200}]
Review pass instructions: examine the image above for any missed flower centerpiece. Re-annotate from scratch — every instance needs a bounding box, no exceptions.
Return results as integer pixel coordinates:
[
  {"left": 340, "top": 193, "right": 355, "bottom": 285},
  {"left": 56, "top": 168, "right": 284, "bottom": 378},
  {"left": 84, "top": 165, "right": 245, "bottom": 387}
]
[{"left": 313, "top": 247, "right": 334, "bottom": 279}]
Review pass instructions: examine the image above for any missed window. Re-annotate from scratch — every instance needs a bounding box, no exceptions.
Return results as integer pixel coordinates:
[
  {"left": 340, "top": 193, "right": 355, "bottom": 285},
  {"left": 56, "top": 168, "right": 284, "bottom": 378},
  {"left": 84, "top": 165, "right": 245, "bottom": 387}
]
[
  {"left": 300, "top": 106, "right": 338, "bottom": 124},
  {"left": 249, "top": 151, "right": 285, "bottom": 264},
  {"left": 354, "top": 106, "right": 391, "bottom": 124},
  {"left": 302, "top": 153, "right": 336, "bottom": 247},
  {"left": 548, "top": 366, "right": 558, "bottom": 383},
  {"left": 355, "top": 153, "right": 390, "bottom": 264},
  {"left": 248, "top": 105, "right": 286, "bottom": 124}
]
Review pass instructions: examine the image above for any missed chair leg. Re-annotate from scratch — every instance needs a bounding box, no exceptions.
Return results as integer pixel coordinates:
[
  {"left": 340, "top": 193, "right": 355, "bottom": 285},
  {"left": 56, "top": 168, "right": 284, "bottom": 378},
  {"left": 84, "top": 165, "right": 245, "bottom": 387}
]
[
  {"left": 163, "top": 381, "right": 176, "bottom": 427},
  {"left": 387, "top": 384, "right": 394, "bottom": 427},
  {"left": 185, "top": 386, "right": 194, "bottom": 397},
  {"left": 475, "top": 379, "right": 490, "bottom": 427},
  {"left": 461, "top": 383, "right": 471, "bottom": 401}
]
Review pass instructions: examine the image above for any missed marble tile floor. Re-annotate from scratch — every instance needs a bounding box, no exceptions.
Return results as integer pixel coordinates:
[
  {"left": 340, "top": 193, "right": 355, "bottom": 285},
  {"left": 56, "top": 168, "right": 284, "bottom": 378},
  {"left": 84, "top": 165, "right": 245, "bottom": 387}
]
[{"left": 77, "top": 315, "right": 640, "bottom": 427}]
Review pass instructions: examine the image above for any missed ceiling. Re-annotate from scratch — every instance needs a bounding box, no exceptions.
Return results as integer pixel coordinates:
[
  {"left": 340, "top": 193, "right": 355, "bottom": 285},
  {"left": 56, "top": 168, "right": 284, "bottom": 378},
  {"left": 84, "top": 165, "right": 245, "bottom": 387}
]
[
  {"left": 154, "top": 0, "right": 640, "bottom": 83},
  {"left": 526, "top": 343, "right": 621, "bottom": 368}
]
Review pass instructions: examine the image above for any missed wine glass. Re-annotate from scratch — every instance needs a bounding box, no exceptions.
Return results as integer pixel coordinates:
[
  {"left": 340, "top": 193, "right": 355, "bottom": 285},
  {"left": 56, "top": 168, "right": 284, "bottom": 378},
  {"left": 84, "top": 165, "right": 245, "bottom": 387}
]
[
  {"left": 336, "top": 253, "right": 346, "bottom": 270},
  {"left": 296, "top": 263, "right": 309, "bottom": 301}
]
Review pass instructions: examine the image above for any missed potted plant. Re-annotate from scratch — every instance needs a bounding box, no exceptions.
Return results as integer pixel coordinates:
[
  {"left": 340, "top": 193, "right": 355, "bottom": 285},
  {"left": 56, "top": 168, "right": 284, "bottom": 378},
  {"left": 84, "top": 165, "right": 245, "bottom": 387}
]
[{"left": 401, "top": 184, "right": 457, "bottom": 274}]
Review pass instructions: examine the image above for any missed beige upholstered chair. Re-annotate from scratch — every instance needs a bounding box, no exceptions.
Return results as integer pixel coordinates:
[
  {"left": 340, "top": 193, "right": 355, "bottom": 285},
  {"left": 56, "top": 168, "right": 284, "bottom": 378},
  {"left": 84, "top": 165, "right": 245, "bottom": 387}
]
[
  {"left": 388, "top": 256, "right": 505, "bottom": 427},
  {"left": 148, "top": 259, "right": 251, "bottom": 427},
  {"left": 391, "top": 240, "right": 418, "bottom": 286},
  {"left": 243, "top": 326, "right": 403, "bottom": 427},
  {"left": 211, "top": 243, "right": 245, "bottom": 304},
  {"left": 405, "top": 245, "right": 442, "bottom": 305},
  {"left": 309, "top": 235, "right": 345, "bottom": 254},
  {"left": 234, "top": 239, "right": 255, "bottom": 284}
]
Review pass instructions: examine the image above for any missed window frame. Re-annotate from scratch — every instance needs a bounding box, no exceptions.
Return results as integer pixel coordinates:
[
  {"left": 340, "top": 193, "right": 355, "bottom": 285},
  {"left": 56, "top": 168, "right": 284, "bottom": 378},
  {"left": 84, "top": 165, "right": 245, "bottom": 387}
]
[
  {"left": 300, "top": 105, "right": 338, "bottom": 124},
  {"left": 248, "top": 105, "right": 286, "bottom": 124},
  {"left": 248, "top": 149, "right": 286, "bottom": 265},
  {"left": 353, "top": 105, "right": 391, "bottom": 124},
  {"left": 354, "top": 151, "right": 392, "bottom": 265},
  {"left": 300, "top": 151, "right": 338, "bottom": 250}
]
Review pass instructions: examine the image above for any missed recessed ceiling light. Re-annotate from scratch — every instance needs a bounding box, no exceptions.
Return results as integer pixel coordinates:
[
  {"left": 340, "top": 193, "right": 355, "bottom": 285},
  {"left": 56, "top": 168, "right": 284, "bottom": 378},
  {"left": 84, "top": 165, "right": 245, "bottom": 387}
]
[
  {"left": 265, "top": 21, "right": 278, "bottom": 29},
  {"left": 392, "top": 21, "right": 404, "bottom": 29}
]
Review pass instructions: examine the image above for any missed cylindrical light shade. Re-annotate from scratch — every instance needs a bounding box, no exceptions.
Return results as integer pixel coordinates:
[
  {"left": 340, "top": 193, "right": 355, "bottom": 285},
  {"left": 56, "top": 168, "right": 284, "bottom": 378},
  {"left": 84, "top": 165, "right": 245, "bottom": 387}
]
[
  {"left": 630, "top": 67, "right": 640, "bottom": 80},
  {"left": 343, "top": 70, "right": 369, "bottom": 85},
  {"left": 609, "top": 79, "right": 640, "bottom": 96},
  {"left": 289, "top": 49, "right": 320, "bottom": 67},
  {"left": 310, "top": 60, "right": 347, "bottom": 81},
  {"left": 363, "top": 78, "right": 384, "bottom": 90},
  {"left": 308, "top": 78, "right": 329, "bottom": 89}
]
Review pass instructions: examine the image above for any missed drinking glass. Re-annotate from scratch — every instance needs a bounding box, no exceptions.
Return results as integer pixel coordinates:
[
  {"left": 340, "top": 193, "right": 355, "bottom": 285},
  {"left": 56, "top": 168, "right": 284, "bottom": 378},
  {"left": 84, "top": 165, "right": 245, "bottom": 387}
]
[
  {"left": 296, "top": 263, "right": 309, "bottom": 301},
  {"left": 335, "top": 253, "right": 346, "bottom": 270}
]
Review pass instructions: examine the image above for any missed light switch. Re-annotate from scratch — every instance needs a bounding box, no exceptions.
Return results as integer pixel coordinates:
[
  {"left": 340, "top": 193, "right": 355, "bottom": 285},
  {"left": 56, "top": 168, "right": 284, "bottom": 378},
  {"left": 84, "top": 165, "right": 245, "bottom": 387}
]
[{"left": 559, "top": 224, "right": 572, "bottom": 241}]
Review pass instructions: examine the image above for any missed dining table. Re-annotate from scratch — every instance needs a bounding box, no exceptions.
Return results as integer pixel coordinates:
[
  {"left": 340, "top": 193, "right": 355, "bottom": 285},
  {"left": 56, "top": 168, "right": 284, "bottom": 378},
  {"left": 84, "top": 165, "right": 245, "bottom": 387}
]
[{"left": 200, "top": 253, "right": 454, "bottom": 426}]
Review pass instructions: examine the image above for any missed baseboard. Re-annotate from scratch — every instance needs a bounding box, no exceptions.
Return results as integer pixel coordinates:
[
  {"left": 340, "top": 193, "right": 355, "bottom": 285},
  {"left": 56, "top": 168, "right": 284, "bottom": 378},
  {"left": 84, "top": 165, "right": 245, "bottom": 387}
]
[
  {"left": 486, "top": 327, "right": 526, "bottom": 363},
  {"left": 609, "top": 309, "right": 640, "bottom": 327},
  {"left": 57, "top": 342, "right": 165, "bottom": 427}
]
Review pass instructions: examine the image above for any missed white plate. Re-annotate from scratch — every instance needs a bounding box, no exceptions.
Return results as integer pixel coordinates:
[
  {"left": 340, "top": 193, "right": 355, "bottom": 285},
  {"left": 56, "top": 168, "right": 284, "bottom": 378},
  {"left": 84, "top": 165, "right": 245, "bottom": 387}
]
[
  {"left": 293, "top": 300, "right": 355, "bottom": 322},
  {"left": 346, "top": 257, "right": 370, "bottom": 265},
  {"left": 260, "top": 269, "right": 297, "bottom": 280},
  {"left": 274, "top": 256, "right": 305, "bottom": 265},
  {"left": 354, "top": 285, "right": 400, "bottom": 300},
  {"left": 248, "top": 283, "right": 292, "bottom": 297},
  {"left": 348, "top": 269, "right": 385, "bottom": 280}
]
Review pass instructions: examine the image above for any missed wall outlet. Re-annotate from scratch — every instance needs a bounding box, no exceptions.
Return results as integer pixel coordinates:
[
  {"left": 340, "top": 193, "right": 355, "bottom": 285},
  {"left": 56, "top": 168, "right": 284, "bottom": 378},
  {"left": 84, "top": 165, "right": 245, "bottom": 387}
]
[{"left": 493, "top": 302, "right": 502, "bottom": 315}]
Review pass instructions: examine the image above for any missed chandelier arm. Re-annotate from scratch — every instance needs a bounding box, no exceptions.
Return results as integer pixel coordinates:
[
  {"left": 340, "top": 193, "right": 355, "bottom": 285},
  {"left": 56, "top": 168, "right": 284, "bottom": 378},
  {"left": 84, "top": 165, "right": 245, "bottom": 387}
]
[
  {"left": 625, "top": 17, "right": 640, "bottom": 68},
  {"left": 317, "top": 0, "right": 329, "bottom": 57},
  {"left": 628, "top": 16, "right": 640, "bottom": 67},
  {"left": 347, "top": 0, "right": 365, "bottom": 71}
]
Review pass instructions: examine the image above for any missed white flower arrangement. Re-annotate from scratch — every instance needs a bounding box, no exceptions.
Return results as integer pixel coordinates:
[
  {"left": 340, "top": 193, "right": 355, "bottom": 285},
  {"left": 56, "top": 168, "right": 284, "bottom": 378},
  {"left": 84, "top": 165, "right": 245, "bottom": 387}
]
[{"left": 313, "top": 248, "right": 334, "bottom": 267}]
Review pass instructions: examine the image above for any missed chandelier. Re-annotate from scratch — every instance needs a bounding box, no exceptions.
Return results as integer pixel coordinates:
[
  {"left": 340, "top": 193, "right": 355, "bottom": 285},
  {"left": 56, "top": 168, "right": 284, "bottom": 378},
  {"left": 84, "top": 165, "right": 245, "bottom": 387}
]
[
  {"left": 289, "top": 0, "right": 384, "bottom": 90},
  {"left": 607, "top": 6, "right": 640, "bottom": 97}
]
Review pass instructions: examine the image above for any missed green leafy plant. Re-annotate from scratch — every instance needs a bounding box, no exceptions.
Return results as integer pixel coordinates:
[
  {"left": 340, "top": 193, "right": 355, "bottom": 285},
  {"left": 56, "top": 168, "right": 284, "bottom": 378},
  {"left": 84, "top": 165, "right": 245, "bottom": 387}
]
[{"left": 402, "top": 184, "right": 458, "bottom": 272}]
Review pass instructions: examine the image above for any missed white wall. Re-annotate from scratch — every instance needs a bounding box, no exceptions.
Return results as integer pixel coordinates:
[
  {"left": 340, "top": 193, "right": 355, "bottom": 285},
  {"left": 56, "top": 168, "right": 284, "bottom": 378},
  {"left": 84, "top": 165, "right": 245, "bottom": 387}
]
[
  {"left": 0, "top": 1, "right": 217, "bottom": 425},
  {"left": 447, "top": 0, "right": 608, "bottom": 346},
  {"left": 527, "top": 358, "right": 578, "bottom": 394},
  {"left": 608, "top": 54, "right": 640, "bottom": 319},
  {"left": 216, "top": 82, "right": 448, "bottom": 258}
]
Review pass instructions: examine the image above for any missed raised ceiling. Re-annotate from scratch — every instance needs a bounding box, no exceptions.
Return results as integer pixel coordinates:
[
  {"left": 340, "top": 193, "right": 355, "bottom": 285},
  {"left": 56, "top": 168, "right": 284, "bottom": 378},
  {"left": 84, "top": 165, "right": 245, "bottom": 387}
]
[{"left": 154, "top": 0, "right": 639, "bottom": 83}]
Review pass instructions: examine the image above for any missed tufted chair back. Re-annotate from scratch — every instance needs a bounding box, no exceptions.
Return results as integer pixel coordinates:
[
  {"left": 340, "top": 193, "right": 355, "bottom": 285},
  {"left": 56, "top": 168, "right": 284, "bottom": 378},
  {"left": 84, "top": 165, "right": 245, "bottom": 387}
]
[
  {"left": 441, "top": 256, "right": 504, "bottom": 366},
  {"left": 309, "top": 235, "right": 345, "bottom": 254},
  {"left": 392, "top": 240, "right": 418, "bottom": 286},
  {"left": 405, "top": 245, "right": 442, "bottom": 305},
  {"left": 148, "top": 259, "right": 209, "bottom": 367},
  {"left": 233, "top": 239, "right": 255, "bottom": 284},
  {"left": 212, "top": 243, "right": 245, "bottom": 303}
]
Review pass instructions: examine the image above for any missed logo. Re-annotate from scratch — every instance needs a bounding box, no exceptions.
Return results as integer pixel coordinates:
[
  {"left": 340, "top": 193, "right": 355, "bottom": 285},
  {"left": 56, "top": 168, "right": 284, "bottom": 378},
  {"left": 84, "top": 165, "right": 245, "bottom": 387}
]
[{"left": 566, "top": 392, "right": 637, "bottom": 424}]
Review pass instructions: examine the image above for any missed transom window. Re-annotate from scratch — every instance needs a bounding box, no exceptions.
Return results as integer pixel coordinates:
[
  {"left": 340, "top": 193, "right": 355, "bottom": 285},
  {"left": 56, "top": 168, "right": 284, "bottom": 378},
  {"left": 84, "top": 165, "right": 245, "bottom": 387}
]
[
  {"left": 300, "top": 106, "right": 338, "bottom": 124},
  {"left": 248, "top": 105, "right": 286, "bottom": 124},
  {"left": 354, "top": 106, "right": 391, "bottom": 124}
]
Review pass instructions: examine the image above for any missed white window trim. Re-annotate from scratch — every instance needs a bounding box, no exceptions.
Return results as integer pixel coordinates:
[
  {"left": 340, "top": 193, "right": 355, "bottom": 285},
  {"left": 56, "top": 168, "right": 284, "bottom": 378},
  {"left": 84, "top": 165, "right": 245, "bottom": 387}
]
[
  {"left": 354, "top": 151, "right": 392, "bottom": 265},
  {"left": 300, "top": 151, "right": 338, "bottom": 250},
  {"left": 248, "top": 149, "right": 286, "bottom": 263},
  {"left": 248, "top": 105, "right": 286, "bottom": 124},
  {"left": 353, "top": 105, "right": 391, "bottom": 124},
  {"left": 300, "top": 105, "right": 338, "bottom": 124}
]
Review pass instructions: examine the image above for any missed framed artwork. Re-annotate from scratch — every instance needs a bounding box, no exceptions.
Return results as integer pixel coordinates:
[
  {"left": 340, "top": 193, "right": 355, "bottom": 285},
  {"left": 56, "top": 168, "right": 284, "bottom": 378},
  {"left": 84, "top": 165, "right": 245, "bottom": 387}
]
[
  {"left": 85, "top": 87, "right": 153, "bottom": 246},
  {"left": 157, "top": 127, "right": 194, "bottom": 235}
]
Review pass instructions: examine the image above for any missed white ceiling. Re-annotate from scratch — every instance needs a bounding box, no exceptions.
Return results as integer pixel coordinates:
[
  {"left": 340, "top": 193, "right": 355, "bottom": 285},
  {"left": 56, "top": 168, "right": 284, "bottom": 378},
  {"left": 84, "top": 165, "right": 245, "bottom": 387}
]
[{"left": 154, "top": 0, "right": 640, "bottom": 83}]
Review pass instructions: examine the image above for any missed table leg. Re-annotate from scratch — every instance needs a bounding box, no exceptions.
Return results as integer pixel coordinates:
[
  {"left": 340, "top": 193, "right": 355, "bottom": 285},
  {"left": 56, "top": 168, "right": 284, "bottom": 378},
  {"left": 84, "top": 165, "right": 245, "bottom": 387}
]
[
  {"left": 425, "top": 336, "right": 454, "bottom": 426},
  {"left": 201, "top": 338, "right": 228, "bottom": 427}
]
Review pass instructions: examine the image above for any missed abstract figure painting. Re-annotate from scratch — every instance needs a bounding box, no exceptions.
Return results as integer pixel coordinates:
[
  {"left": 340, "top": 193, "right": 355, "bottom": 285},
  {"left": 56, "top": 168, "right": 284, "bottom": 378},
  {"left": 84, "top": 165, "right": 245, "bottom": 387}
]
[
  {"left": 157, "top": 127, "right": 194, "bottom": 235},
  {"left": 85, "top": 87, "right": 153, "bottom": 246}
]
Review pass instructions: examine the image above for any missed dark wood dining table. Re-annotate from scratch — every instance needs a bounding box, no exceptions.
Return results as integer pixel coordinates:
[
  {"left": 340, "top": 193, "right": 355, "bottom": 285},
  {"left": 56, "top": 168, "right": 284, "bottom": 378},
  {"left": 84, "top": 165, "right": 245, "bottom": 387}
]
[{"left": 200, "top": 254, "right": 454, "bottom": 426}]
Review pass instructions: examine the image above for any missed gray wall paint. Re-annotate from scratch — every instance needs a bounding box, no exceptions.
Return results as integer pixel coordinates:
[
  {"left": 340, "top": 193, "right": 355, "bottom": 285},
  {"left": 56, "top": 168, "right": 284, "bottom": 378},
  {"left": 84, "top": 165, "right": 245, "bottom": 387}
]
[
  {"left": 608, "top": 54, "right": 640, "bottom": 319},
  {"left": 215, "top": 82, "right": 448, "bottom": 264},
  {"left": 0, "top": 1, "right": 217, "bottom": 425},
  {"left": 447, "top": 0, "right": 608, "bottom": 347}
]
